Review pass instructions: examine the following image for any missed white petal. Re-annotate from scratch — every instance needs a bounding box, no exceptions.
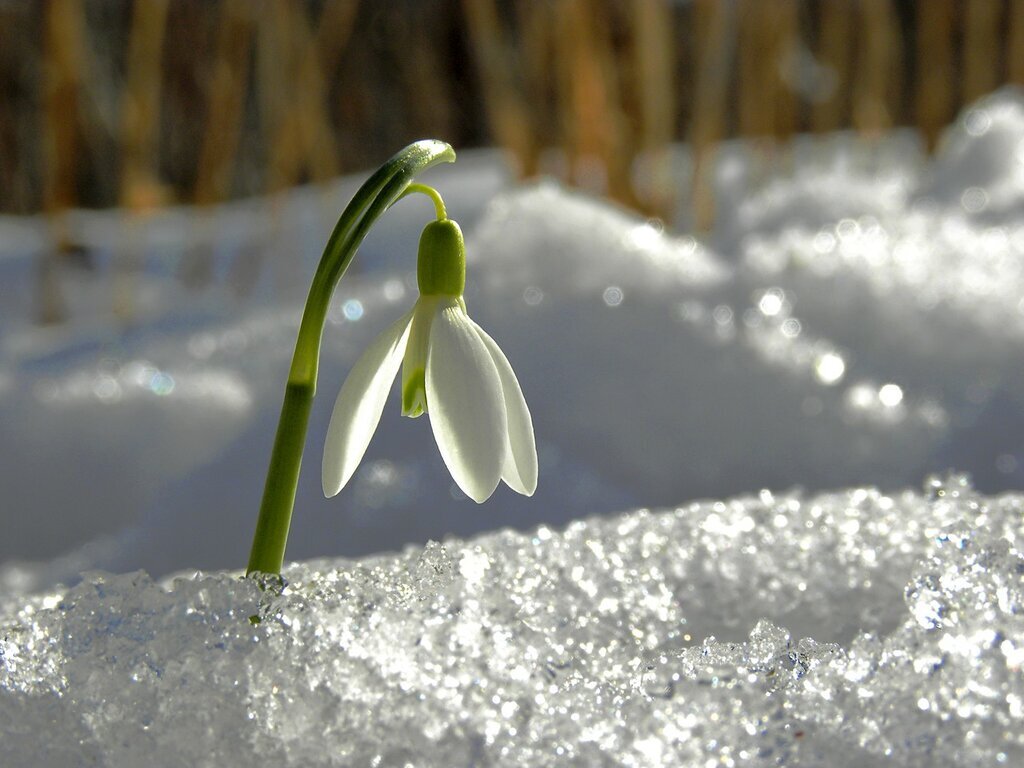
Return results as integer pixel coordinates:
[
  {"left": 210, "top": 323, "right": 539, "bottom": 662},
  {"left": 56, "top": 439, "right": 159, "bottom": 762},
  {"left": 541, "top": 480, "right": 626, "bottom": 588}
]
[
  {"left": 473, "top": 324, "right": 538, "bottom": 496},
  {"left": 425, "top": 300, "right": 506, "bottom": 502},
  {"left": 322, "top": 309, "right": 413, "bottom": 497}
]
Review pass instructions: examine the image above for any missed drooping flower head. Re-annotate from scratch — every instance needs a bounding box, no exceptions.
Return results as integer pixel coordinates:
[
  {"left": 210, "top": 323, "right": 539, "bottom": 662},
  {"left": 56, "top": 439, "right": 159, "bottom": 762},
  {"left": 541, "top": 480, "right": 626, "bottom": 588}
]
[{"left": 322, "top": 217, "right": 537, "bottom": 503}]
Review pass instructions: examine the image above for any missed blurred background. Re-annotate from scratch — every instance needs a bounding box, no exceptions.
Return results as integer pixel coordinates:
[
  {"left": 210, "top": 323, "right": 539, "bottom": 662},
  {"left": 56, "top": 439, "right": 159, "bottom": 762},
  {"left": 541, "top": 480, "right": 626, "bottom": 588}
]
[
  {"left": 3, "top": 0, "right": 1024, "bottom": 323},
  {"left": 3, "top": 0, "right": 1024, "bottom": 579}
]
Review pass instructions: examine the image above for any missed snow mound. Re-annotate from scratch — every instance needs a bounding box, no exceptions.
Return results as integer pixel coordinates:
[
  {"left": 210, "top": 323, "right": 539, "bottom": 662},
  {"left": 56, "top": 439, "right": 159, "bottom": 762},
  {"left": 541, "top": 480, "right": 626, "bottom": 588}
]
[
  {"left": 5, "top": 93, "right": 1024, "bottom": 575},
  {"left": 3, "top": 474, "right": 1021, "bottom": 766}
]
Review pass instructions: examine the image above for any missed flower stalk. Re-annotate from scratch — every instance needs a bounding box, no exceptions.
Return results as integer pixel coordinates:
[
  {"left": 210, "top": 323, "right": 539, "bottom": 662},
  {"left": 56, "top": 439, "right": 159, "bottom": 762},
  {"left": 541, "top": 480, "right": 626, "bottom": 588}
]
[{"left": 246, "top": 140, "right": 456, "bottom": 577}]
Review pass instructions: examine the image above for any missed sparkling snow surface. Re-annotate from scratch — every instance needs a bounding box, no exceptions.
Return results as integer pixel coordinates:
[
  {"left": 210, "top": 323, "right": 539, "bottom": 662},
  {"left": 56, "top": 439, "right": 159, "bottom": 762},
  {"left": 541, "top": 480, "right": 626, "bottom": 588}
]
[
  {"left": 2, "top": 475, "right": 1023, "bottom": 766},
  {"left": 3, "top": 89, "right": 1024, "bottom": 765}
]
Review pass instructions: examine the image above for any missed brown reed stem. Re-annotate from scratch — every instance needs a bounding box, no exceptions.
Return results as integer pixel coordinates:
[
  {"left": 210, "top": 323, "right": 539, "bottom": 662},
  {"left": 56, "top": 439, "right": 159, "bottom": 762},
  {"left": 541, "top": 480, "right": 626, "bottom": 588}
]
[
  {"left": 689, "top": 0, "right": 735, "bottom": 233},
  {"left": 811, "top": 0, "right": 853, "bottom": 134},
  {"left": 395, "top": 6, "right": 454, "bottom": 143},
  {"left": 515, "top": 1, "right": 554, "bottom": 178},
  {"left": 39, "top": 0, "right": 88, "bottom": 324},
  {"left": 1010, "top": 0, "right": 1024, "bottom": 85},
  {"left": 461, "top": 0, "right": 537, "bottom": 177},
  {"left": 962, "top": 0, "right": 1002, "bottom": 103},
  {"left": 235, "top": 0, "right": 353, "bottom": 299},
  {"left": 555, "top": 0, "right": 635, "bottom": 208},
  {"left": 738, "top": 0, "right": 773, "bottom": 140},
  {"left": 853, "top": 0, "right": 898, "bottom": 137},
  {"left": 115, "top": 0, "right": 170, "bottom": 322},
  {"left": 193, "top": 0, "right": 252, "bottom": 206},
  {"left": 263, "top": 0, "right": 339, "bottom": 191},
  {"left": 119, "top": 0, "right": 170, "bottom": 203},
  {"left": 182, "top": 0, "right": 253, "bottom": 288},
  {"left": 632, "top": 0, "right": 676, "bottom": 221},
  {"left": 915, "top": 0, "right": 954, "bottom": 153}
]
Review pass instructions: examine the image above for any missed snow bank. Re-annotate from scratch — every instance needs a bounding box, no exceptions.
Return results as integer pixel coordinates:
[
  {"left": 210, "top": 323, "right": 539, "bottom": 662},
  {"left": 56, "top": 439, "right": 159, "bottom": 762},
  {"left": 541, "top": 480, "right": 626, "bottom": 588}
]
[
  {"left": 2, "top": 475, "right": 1021, "bottom": 766},
  {"left": 3, "top": 91, "right": 1024, "bottom": 581}
]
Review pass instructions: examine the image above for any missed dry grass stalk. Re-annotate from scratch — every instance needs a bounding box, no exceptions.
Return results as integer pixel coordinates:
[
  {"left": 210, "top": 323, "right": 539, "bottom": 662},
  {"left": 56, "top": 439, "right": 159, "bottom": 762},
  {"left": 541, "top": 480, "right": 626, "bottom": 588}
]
[
  {"left": 852, "top": 0, "right": 899, "bottom": 137},
  {"left": 631, "top": 0, "right": 677, "bottom": 221},
  {"left": 192, "top": 0, "right": 253, "bottom": 206},
  {"left": 314, "top": 0, "right": 361, "bottom": 77},
  {"left": 257, "top": 1, "right": 298, "bottom": 193},
  {"left": 811, "top": 0, "right": 853, "bottom": 134},
  {"left": 394, "top": 6, "right": 455, "bottom": 143},
  {"left": 39, "top": 0, "right": 90, "bottom": 324},
  {"left": 737, "top": 0, "right": 790, "bottom": 188},
  {"left": 689, "top": 0, "right": 736, "bottom": 232},
  {"left": 114, "top": 0, "right": 171, "bottom": 322},
  {"left": 0, "top": 5, "right": 25, "bottom": 212},
  {"left": 460, "top": 0, "right": 538, "bottom": 177},
  {"left": 734, "top": 0, "right": 798, "bottom": 141},
  {"left": 233, "top": 0, "right": 356, "bottom": 298},
  {"left": 263, "top": 0, "right": 341, "bottom": 192},
  {"left": 514, "top": 1, "right": 555, "bottom": 178},
  {"left": 40, "top": 0, "right": 86, "bottom": 219},
  {"left": 773, "top": 0, "right": 800, "bottom": 142},
  {"left": 118, "top": 0, "right": 171, "bottom": 206},
  {"left": 181, "top": 0, "right": 254, "bottom": 288},
  {"left": 962, "top": 0, "right": 1002, "bottom": 103},
  {"left": 554, "top": 0, "right": 636, "bottom": 207},
  {"left": 915, "top": 0, "right": 954, "bottom": 153},
  {"left": 1010, "top": 0, "right": 1024, "bottom": 84},
  {"left": 737, "top": 0, "right": 774, "bottom": 139}
]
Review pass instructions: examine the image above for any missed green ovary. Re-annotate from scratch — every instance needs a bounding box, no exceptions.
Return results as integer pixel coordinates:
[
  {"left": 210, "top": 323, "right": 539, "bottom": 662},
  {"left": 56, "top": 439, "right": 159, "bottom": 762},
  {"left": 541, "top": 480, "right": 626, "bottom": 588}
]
[{"left": 417, "top": 219, "right": 465, "bottom": 297}]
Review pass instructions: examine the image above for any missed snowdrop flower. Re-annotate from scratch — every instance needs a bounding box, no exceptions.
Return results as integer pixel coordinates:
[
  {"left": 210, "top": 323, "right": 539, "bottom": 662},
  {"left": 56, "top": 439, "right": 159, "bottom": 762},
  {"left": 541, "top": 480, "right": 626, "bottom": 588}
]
[{"left": 323, "top": 218, "right": 537, "bottom": 503}]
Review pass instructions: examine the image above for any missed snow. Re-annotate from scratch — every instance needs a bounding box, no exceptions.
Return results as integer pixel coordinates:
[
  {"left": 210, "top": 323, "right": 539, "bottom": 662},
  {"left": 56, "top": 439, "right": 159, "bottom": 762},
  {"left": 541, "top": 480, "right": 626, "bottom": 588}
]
[
  {"left": 3, "top": 88, "right": 1024, "bottom": 765},
  {"left": 2, "top": 475, "right": 1022, "bottom": 766}
]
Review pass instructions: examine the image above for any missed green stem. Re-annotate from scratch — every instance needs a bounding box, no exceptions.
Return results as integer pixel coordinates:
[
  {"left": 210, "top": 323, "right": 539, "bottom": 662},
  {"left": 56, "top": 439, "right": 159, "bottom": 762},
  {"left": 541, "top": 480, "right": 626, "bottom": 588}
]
[
  {"left": 246, "top": 140, "right": 455, "bottom": 577},
  {"left": 399, "top": 183, "right": 447, "bottom": 220}
]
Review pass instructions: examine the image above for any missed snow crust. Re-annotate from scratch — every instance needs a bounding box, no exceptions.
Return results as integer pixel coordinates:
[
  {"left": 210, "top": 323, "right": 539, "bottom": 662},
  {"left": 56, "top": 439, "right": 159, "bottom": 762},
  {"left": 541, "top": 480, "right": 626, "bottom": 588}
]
[{"left": 3, "top": 475, "right": 1022, "bottom": 766}]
